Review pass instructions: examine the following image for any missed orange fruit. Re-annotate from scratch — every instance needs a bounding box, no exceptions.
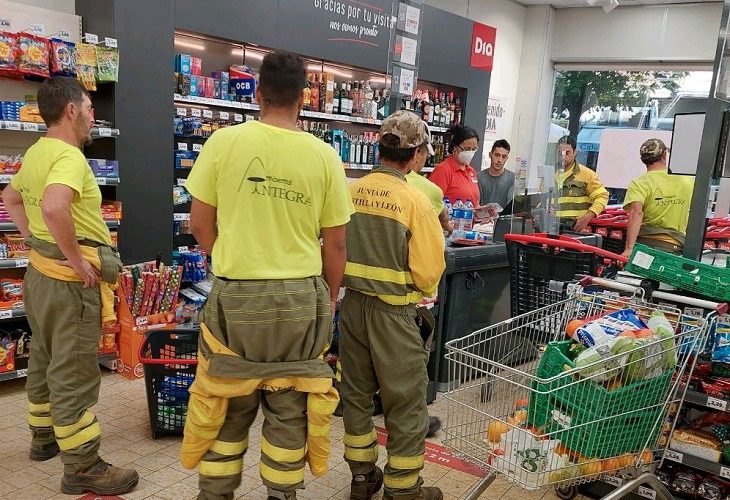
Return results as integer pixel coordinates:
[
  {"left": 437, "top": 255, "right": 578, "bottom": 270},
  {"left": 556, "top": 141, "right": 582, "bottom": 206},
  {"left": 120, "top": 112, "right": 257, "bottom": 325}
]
[{"left": 566, "top": 319, "right": 586, "bottom": 339}]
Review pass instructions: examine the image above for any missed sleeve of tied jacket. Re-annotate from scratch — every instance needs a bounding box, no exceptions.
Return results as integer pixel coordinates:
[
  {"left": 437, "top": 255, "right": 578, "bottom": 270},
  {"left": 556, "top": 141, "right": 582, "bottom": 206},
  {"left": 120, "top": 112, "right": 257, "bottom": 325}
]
[
  {"left": 587, "top": 169, "right": 609, "bottom": 216},
  {"left": 407, "top": 205, "right": 446, "bottom": 297}
]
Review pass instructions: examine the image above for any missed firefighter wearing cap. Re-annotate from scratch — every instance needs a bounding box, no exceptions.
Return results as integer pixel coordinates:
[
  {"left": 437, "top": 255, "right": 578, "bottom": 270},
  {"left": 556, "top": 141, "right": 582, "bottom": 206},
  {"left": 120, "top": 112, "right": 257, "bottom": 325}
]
[
  {"left": 340, "top": 110, "right": 446, "bottom": 500},
  {"left": 621, "top": 138, "right": 695, "bottom": 257}
]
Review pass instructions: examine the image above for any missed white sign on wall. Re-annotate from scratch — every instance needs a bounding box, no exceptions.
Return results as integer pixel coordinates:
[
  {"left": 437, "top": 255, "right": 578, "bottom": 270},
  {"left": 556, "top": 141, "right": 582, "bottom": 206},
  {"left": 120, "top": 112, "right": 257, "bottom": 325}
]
[{"left": 484, "top": 96, "right": 508, "bottom": 140}]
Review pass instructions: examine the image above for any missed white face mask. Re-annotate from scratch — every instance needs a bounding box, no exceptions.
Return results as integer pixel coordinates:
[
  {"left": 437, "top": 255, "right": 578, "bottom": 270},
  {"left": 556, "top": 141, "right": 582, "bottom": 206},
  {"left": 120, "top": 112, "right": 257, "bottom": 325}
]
[{"left": 458, "top": 149, "right": 476, "bottom": 165}]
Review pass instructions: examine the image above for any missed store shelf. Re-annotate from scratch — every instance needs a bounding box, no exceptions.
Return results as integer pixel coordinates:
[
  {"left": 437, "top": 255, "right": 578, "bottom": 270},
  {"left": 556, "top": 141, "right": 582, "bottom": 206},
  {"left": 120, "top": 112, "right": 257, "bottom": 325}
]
[
  {"left": 174, "top": 213, "right": 191, "bottom": 221},
  {"left": 0, "top": 220, "right": 119, "bottom": 231},
  {"left": 0, "top": 174, "right": 119, "bottom": 186},
  {"left": 683, "top": 389, "right": 730, "bottom": 411},
  {"left": 344, "top": 164, "right": 375, "bottom": 170},
  {"left": 0, "top": 307, "right": 25, "bottom": 320},
  {"left": 0, "top": 351, "right": 117, "bottom": 382},
  {"left": 0, "top": 121, "right": 119, "bottom": 138},
  {"left": 174, "top": 95, "right": 450, "bottom": 133},
  {"left": 0, "top": 258, "right": 28, "bottom": 269},
  {"left": 0, "top": 368, "right": 28, "bottom": 382},
  {"left": 663, "top": 448, "right": 730, "bottom": 479}
]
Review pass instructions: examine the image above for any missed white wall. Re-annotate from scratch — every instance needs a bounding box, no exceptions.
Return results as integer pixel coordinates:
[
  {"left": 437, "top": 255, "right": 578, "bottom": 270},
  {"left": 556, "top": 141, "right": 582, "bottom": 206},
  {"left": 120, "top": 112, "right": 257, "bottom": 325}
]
[
  {"left": 9, "top": 0, "right": 75, "bottom": 14},
  {"left": 425, "top": 0, "right": 527, "bottom": 169}
]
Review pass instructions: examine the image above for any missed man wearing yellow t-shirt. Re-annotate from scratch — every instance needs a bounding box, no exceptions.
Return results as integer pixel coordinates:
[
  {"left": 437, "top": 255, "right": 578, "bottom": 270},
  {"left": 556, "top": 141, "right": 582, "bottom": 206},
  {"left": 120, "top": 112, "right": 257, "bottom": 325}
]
[
  {"left": 621, "top": 139, "right": 694, "bottom": 257},
  {"left": 406, "top": 170, "right": 452, "bottom": 235},
  {"left": 1, "top": 77, "right": 137, "bottom": 496},
  {"left": 181, "top": 53, "right": 354, "bottom": 500}
]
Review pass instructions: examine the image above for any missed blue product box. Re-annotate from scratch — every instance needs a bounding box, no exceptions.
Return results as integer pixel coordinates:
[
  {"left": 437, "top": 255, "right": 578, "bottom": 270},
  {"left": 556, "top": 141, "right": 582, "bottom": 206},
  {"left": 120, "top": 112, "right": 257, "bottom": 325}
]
[
  {"left": 175, "top": 54, "right": 192, "bottom": 75},
  {"left": 189, "top": 76, "right": 199, "bottom": 97},
  {"left": 213, "top": 79, "right": 221, "bottom": 99},
  {"left": 88, "top": 159, "right": 120, "bottom": 178}
]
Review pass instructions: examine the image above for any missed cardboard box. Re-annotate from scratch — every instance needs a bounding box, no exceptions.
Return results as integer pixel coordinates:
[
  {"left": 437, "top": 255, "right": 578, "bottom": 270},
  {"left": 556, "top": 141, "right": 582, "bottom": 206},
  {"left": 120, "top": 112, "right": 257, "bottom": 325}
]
[
  {"left": 88, "top": 159, "right": 119, "bottom": 178},
  {"left": 191, "top": 57, "right": 202, "bottom": 76},
  {"left": 205, "top": 77, "right": 215, "bottom": 98},
  {"left": 189, "top": 76, "right": 199, "bottom": 97},
  {"left": 175, "top": 54, "right": 192, "bottom": 75}
]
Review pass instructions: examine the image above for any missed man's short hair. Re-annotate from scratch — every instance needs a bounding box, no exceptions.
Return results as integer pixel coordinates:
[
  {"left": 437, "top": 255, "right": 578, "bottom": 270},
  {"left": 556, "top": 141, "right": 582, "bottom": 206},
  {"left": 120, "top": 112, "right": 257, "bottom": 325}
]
[
  {"left": 491, "top": 139, "right": 511, "bottom": 152},
  {"left": 258, "top": 52, "right": 306, "bottom": 107},
  {"left": 558, "top": 135, "right": 577, "bottom": 151},
  {"left": 379, "top": 132, "right": 418, "bottom": 163},
  {"left": 37, "top": 76, "right": 90, "bottom": 126}
]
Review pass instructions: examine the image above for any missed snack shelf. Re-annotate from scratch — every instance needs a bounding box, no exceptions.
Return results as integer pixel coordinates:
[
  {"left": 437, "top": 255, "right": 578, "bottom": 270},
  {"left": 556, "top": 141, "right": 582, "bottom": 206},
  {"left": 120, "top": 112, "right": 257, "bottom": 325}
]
[
  {"left": 0, "top": 121, "right": 119, "bottom": 138},
  {"left": 0, "top": 352, "right": 119, "bottom": 383},
  {"left": 342, "top": 164, "right": 435, "bottom": 173},
  {"left": 0, "top": 174, "right": 119, "bottom": 186},
  {"left": 0, "top": 221, "right": 120, "bottom": 231},
  {"left": 0, "top": 258, "right": 28, "bottom": 269},
  {"left": 0, "top": 368, "right": 27, "bottom": 382},
  {"left": 663, "top": 448, "right": 730, "bottom": 479},
  {"left": 683, "top": 389, "right": 730, "bottom": 412},
  {"left": 0, "top": 308, "right": 25, "bottom": 320},
  {"left": 173, "top": 94, "right": 450, "bottom": 133}
]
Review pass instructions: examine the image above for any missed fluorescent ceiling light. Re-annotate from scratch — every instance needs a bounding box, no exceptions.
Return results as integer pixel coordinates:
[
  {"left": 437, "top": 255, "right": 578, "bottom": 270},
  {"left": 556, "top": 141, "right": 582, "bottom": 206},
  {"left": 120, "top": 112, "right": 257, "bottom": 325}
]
[
  {"left": 231, "top": 48, "right": 266, "bottom": 60},
  {"left": 175, "top": 39, "right": 205, "bottom": 51},
  {"left": 307, "top": 64, "right": 354, "bottom": 79}
]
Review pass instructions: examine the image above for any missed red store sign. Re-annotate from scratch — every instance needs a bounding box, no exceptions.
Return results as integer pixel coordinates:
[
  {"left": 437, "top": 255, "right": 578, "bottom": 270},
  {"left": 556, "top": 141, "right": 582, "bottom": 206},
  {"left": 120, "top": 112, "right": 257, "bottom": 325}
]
[{"left": 470, "top": 22, "right": 497, "bottom": 71}]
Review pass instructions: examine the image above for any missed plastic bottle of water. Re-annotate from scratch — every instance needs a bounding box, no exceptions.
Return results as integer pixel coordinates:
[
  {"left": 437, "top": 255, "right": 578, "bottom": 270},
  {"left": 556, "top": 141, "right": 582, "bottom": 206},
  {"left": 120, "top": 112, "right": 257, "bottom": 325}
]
[
  {"left": 443, "top": 197, "right": 452, "bottom": 220},
  {"left": 462, "top": 199, "right": 474, "bottom": 231},
  {"left": 452, "top": 198, "right": 464, "bottom": 238}
]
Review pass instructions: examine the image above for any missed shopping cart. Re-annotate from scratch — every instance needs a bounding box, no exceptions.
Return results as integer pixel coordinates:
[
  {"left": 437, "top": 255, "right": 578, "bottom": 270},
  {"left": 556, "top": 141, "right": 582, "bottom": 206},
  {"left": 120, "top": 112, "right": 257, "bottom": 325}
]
[
  {"left": 442, "top": 277, "right": 727, "bottom": 500},
  {"left": 505, "top": 233, "right": 627, "bottom": 316},
  {"left": 138, "top": 329, "right": 199, "bottom": 438},
  {"left": 591, "top": 216, "right": 628, "bottom": 255}
]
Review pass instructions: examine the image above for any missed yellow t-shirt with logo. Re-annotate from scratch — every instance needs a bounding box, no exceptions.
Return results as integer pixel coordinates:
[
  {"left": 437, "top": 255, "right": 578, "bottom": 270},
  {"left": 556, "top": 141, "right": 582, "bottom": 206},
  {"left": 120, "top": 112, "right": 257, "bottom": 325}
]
[
  {"left": 186, "top": 121, "right": 355, "bottom": 280},
  {"left": 406, "top": 171, "right": 445, "bottom": 214},
  {"left": 623, "top": 170, "right": 694, "bottom": 244},
  {"left": 10, "top": 137, "right": 111, "bottom": 245}
]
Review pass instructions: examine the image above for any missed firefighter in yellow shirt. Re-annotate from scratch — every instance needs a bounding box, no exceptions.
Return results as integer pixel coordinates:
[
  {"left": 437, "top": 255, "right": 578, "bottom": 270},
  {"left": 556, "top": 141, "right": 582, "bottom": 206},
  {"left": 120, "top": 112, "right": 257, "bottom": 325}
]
[{"left": 622, "top": 139, "right": 694, "bottom": 257}]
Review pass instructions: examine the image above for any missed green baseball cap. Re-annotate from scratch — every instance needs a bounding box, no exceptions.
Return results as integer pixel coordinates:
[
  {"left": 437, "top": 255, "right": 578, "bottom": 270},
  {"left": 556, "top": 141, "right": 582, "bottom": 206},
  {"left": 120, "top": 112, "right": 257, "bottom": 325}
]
[{"left": 380, "top": 110, "right": 434, "bottom": 156}]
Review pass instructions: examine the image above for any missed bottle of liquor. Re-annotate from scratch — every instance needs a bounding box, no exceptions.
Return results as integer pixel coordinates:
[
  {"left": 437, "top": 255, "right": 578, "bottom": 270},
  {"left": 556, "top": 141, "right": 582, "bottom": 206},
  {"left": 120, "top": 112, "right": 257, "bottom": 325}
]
[
  {"left": 433, "top": 93, "right": 441, "bottom": 127},
  {"left": 358, "top": 81, "right": 366, "bottom": 117},
  {"left": 348, "top": 133, "right": 357, "bottom": 164},
  {"left": 382, "top": 89, "right": 390, "bottom": 118},
  {"left": 354, "top": 134, "right": 362, "bottom": 164},
  {"left": 323, "top": 124, "right": 332, "bottom": 145},
  {"left": 361, "top": 133, "right": 370, "bottom": 165},
  {"left": 364, "top": 81, "right": 374, "bottom": 119},
  {"left": 454, "top": 97, "right": 462, "bottom": 126},
  {"left": 427, "top": 91, "right": 435, "bottom": 124},
  {"left": 303, "top": 78, "right": 311, "bottom": 111},
  {"left": 337, "top": 83, "right": 345, "bottom": 114},
  {"left": 449, "top": 92, "right": 456, "bottom": 125},
  {"left": 332, "top": 82, "right": 340, "bottom": 116},
  {"left": 349, "top": 81, "right": 358, "bottom": 117},
  {"left": 371, "top": 89, "right": 379, "bottom": 120},
  {"left": 344, "top": 81, "right": 352, "bottom": 116},
  {"left": 310, "top": 75, "right": 320, "bottom": 112},
  {"left": 319, "top": 74, "right": 327, "bottom": 114},
  {"left": 372, "top": 133, "right": 380, "bottom": 164},
  {"left": 440, "top": 92, "right": 449, "bottom": 127}
]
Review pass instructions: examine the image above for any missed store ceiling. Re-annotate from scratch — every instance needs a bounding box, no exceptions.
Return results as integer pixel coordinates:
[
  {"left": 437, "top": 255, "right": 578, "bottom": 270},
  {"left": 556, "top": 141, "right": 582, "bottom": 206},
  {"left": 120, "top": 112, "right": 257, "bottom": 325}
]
[{"left": 518, "top": 0, "right": 721, "bottom": 7}]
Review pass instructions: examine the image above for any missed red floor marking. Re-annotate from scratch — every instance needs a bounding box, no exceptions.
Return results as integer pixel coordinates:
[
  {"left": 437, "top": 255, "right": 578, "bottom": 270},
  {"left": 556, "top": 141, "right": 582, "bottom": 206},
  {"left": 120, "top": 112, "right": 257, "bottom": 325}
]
[
  {"left": 375, "top": 426, "right": 488, "bottom": 478},
  {"left": 77, "top": 495, "right": 125, "bottom": 500}
]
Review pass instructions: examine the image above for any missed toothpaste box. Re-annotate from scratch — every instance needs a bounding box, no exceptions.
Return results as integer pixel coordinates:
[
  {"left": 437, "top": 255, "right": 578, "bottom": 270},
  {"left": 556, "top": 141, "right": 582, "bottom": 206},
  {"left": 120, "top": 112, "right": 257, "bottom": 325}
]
[
  {"left": 175, "top": 54, "right": 192, "bottom": 75},
  {"left": 88, "top": 159, "right": 119, "bottom": 178}
]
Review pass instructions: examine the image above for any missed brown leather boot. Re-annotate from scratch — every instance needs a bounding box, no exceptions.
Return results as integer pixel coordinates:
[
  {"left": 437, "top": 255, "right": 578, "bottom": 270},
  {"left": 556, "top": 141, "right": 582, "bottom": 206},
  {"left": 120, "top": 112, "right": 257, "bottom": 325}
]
[
  {"left": 29, "top": 441, "right": 59, "bottom": 461},
  {"left": 61, "top": 458, "right": 139, "bottom": 495},
  {"left": 350, "top": 466, "right": 384, "bottom": 500},
  {"left": 383, "top": 486, "right": 444, "bottom": 500}
]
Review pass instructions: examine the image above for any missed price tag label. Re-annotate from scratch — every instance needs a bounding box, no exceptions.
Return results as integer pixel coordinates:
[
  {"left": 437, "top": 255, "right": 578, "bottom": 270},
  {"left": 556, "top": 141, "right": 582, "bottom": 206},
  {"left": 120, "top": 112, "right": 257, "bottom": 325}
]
[
  {"left": 177, "top": 107, "right": 187, "bottom": 116},
  {"left": 246, "top": 115, "right": 255, "bottom": 122},
  {"left": 178, "top": 246, "right": 189, "bottom": 252},
  {"left": 721, "top": 466, "right": 730, "bottom": 479},
  {"left": 638, "top": 487, "right": 656, "bottom": 500},
  {"left": 5, "top": 121, "right": 21, "bottom": 131},
  {"left": 135, "top": 316, "right": 148, "bottom": 327},
  {"left": 708, "top": 396, "right": 727, "bottom": 411},
  {"left": 15, "top": 368, "right": 27, "bottom": 377},
  {"left": 190, "top": 108, "right": 202, "bottom": 117},
  {"left": 177, "top": 143, "right": 188, "bottom": 151},
  {"left": 219, "top": 111, "right": 230, "bottom": 120},
  {"left": 22, "top": 122, "right": 39, "bottom": 131},
  {"left": 29, "top": 23, "right": 46, "bottom": 35},
  {"left": 58, "top": 30, "right": 71, "bottom": 39},
  {"left": 664, "top": 450, "right": 683, "bottom": 463},
  {"left": 98, "top": 128, "right": 113, "bottom": 137},
  {"left": 192, "top": 143, "right": 203, "bottom": 152},
  {"left": 604, "top": 476, "right": 623, "bottom": 487},
  {"left": 0, "top": 175, "right": 12, "bottom": 183},
  {"left": 203, "top": 109, "right": 214, "bottom": 119},
  {"left": 96, "top": 177, "right": 107, "bottom": 186},
  {"left": 85, "top": 33, "right": 99, "bottom": 44},
  {"left": 234, "top": 113, "right": 243, "bottom": 122},
  {"left": 177, "top": 178, "right": 186, "bottom": 187},
  {"left": 174, "top": 213, "right": 191, "bottom": 221},
  {"left": 0, "top": 309, "right": 12, "bottom": 320},
  {"left": 104, "top": 37, "right": 118, "bottom": 48},
  {"left": 16, "top": 259, "right": 28, "bottom": 267}
]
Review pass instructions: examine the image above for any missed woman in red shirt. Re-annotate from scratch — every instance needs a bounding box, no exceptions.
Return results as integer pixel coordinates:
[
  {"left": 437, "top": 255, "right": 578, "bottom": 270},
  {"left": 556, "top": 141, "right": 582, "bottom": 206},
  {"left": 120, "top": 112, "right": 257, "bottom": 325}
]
[{"left": 429, "top": 125, "right": 481, "bottom": 206}]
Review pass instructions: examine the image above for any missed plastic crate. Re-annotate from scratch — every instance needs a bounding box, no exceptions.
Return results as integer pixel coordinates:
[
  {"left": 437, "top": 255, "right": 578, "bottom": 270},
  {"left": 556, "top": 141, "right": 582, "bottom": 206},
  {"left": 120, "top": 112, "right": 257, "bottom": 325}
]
[
  {"left": 138, "top": 329, "right": 198, "bottom": 438},
  {"left": 527, "top": 341, "right": 670, "bottom": 459},
  {"left": 626, "top": 244, "right": 730, "bottom": 302}
]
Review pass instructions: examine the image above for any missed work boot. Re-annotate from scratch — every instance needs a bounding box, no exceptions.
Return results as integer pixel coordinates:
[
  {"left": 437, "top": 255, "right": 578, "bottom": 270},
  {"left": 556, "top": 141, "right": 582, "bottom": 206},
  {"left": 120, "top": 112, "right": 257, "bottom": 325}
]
[
  {"left": 267, "top": 490, "right": 297, "bottom": 500},
  {"left": 61, "top": 458, "right": 139, "bottom": 495},
  {"left": 384, "top": 486, "right": 443, "bottom": 500},
  {"left": 197, "top": 492, "right": 233, "bottom": 500},
  {"left": 350, "top": 466, "right": 383, "bottom": 499},
  {"left": 426, "top": 416, "right": 442, "bottom": 438},
  {"left": 29, "top": 441, "right": 59, "bottom": 461}
]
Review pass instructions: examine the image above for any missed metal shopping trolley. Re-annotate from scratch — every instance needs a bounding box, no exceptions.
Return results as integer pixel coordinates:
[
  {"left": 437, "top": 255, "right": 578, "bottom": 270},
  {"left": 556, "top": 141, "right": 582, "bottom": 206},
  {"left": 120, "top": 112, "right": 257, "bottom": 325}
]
[{"left": 442, "top": 277, "right": 727, "bottom": 500}]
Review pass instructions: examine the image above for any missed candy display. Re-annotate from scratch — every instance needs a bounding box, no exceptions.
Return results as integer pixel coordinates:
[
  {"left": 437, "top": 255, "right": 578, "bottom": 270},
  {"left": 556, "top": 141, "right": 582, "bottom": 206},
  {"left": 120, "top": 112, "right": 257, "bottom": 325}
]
[
  {"left": 50, "top": 38, "right": 76, "bottom": 77},
  {"left": 0, "top": 32, "right": 18, "bottom": 79},
  {"left": 75, "top": 42, "right": 97, "bottom": 91},
  {"left": 0, "top": 154, "right": 22, "bottom": 174},
  {"left": 120, "top": 262, "right": 183, "bottom": 322},
  {"left": 17, "top": 33, "right": 49, "bottom": 79},
  {"left": 95, "top": 45, "right": 119, "bottom": 82},
  {"left": 173, "top": 249, "right": 207, "bottom": 283}
]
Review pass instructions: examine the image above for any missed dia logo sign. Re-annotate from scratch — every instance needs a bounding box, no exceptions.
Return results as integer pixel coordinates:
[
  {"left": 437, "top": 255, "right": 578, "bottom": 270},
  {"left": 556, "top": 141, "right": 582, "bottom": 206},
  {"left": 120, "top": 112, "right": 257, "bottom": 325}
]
[{"left": 470, "top": 22, "right": 497, "bottom": 71}]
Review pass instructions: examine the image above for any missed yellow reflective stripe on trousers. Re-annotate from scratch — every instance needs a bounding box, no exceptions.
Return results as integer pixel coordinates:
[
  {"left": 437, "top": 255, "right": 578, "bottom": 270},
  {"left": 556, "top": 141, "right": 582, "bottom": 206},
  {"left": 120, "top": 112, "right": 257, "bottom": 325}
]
[
  {"left": 308, "top": 422, "right": 331, "bottom": 437},
  {"left": 56, "top": 422, "right": 101, "bottom": 451},
  {"left": 261, "top": 436, "right": 305, "bottom": 463},
  {"left": 345, "top": 262, "right": 414, "bottom": 285},
  {"left": 388, "top": 455, "right": 425, "bottom": 470},
  {"left": 344, "top": 445, "right": 379, "bottom": 462},
  {"left": 199, "top": 457, "right": 243, "bottom": 477},
  {"left": 384, "top": 470, "right": 420, "bottom": 489},
  {"left": 259, "top": 461, "right": 305, "bottom": 486},
  {"left": 53, "top": 411, "right": 95, "bottom": 438},
  {"left": 28, "top": 401, "right": 51, "bottom": 413},
  {"left": 28, "top": 414, "right": 53, "bottom": 427},
  {"left": 335, "top": 360, "right": 342, "bottom": 382},
  {"left": 344, "top": 429, "right": 377, "bottom": 448},
  {"left": 209, "top": 437, "right": 248, "bottom": 456}
]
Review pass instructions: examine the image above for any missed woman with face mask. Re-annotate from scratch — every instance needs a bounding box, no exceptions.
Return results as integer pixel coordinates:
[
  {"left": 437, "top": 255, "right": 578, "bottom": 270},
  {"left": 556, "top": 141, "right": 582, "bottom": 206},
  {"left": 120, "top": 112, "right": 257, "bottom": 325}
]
[{"left": 428, "top": 125, "right": 481, "bottom": 207}]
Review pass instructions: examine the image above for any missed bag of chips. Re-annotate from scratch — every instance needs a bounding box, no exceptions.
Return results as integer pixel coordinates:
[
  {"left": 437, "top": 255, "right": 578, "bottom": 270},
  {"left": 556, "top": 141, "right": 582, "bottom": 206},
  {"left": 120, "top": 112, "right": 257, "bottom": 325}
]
[
  {"left": 76, "top": 42, "right": 97, "bottom": 91},
  {"left": 95, "top": 46, "right": 119, "bottom": 82},
  {"left": 50, "top": 38, "right": 76, "bottom": 77},
  {"left": 0, "top": 31, "right": 19, "bottom": 79},
  {"left": 17, "top": 33, "right": 50, "bottom": 79}
]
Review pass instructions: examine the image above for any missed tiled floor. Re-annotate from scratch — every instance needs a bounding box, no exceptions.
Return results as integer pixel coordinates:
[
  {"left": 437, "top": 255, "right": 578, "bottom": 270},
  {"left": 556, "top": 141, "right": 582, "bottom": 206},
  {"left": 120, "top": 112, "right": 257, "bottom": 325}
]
[{"left": 0, "top": 371, "right": 585, "bottom": 500}]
